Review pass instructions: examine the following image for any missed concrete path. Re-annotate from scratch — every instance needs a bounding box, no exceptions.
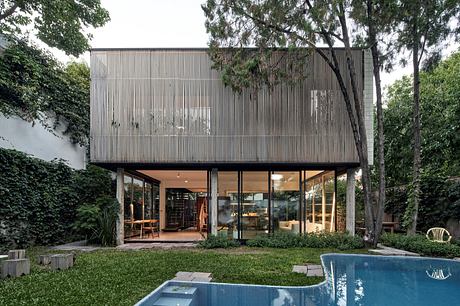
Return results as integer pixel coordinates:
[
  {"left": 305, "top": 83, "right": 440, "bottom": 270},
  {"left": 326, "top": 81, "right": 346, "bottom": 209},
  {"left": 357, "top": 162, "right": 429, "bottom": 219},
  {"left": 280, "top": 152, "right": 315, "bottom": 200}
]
[
  {"left": 369, "top": 244, "right": 420, "bottom": 256},
  {"left": 173, "top": 271, "right": 212, "bottom": 282},
  {"left": 51, "top": 241, "right": 100, "bottom": 252},
  {"left": 116, "top": 242, "right": 198, "bottom": 250},
  {"left": 292, "top": 264, "right": 324, "bottom": 277}
]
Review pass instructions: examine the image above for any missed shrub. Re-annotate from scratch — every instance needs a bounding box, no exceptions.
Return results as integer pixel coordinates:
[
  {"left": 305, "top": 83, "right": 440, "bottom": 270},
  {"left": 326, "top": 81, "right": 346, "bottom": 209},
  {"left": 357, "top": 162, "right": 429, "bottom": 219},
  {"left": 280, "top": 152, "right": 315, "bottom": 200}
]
[
  {"left": 73, "top": 196, "right": 118, "bottom": 246},
  {"left": 246, "top": 231, "right": 364, "bottom": 250},
  {"left": 198, "top": 235, "right": 241, "bottom": 249},
  {"left": 381, "top": 233, "right": 460, "bottom": 258}
]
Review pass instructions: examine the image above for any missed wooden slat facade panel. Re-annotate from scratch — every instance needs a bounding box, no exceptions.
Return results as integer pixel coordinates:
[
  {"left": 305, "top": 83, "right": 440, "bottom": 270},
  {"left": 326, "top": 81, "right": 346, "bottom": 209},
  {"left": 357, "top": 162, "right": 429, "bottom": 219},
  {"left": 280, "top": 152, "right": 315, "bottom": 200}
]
[{"left": 90, "top": 49, "right": 364, "bottom": 164}]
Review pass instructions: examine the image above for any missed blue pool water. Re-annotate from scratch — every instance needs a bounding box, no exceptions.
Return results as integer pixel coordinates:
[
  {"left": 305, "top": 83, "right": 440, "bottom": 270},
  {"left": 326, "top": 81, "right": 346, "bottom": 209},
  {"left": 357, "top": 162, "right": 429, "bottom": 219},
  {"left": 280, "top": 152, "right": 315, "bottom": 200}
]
[{"left": 136, "top": 254, "right": 460, "bottom": 306}]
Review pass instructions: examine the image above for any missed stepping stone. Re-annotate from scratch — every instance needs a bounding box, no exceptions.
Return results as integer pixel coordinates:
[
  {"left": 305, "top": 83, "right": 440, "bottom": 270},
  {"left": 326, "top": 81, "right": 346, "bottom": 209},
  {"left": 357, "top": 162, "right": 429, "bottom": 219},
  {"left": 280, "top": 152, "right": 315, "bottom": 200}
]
[
  {"left": 292, "top": 264, "right": 324, "bottom": 277},
  {"left": 50, "top": 254, "right": 74, "bottom": 270},
  {"left": 38, "top": 255, "right": 51, "bottom": 265},
  {"left": 174, "top": 272, "right": 194, "bottom": 281},
  {"left": 8, "top": 249, "right": 26, "bottom": 260},
  {"left": 306, "top": 266, "right": 324, "bottom": 277},
  {"left": 174, "top": 271, "right": 212, "bottom": 282},
  {"left": 2, "top": 259, "right": 30, "bottom": 278},
  {"left": 292, "top": 265, "right": 308, "bottom": 273}
]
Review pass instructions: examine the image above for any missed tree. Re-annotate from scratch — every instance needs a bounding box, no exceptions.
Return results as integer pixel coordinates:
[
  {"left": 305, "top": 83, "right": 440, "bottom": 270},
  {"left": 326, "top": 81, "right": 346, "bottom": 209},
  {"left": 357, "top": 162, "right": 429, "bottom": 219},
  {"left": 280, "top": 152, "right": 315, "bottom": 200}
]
[
  {"left": 392, "top": 0, "right": 460, "bottom": 235},
  {"left": 385, "top": 52, "right": 460, "bottom": 186},
  {"left": 0, "top": 39, "right": 91, "bottom": 145},
  {"left": 202, "top": 0, "right": 380, "bottom": 244},
  {"left": 350, "top": 0, "right": 400, "bottom": 243},
  {"left": 0, "top": 0, "right": 109, "bottom": 56}
]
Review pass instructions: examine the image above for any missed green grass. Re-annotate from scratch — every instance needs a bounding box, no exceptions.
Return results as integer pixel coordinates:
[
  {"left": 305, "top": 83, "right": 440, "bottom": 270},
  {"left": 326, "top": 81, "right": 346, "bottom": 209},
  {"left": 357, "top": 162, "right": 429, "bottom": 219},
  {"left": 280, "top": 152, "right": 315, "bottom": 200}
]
[{"left": 0, "top": 246, "right": 367, "bottom": 305}]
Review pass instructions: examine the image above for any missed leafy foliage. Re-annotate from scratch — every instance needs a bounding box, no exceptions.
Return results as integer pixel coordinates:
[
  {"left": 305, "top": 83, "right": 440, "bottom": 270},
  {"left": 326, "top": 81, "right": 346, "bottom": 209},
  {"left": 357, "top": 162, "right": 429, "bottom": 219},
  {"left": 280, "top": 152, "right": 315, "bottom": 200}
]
[
  {"left": 0, "top": 0, "right": 110, "bottom": 56},
  {"left": 73, "top": 196, "right": 118, "bottom": 246},
  {"left": 385, "top": 51, "right": 460, "bottom": 186},
  {"left": 0, "top": 38, "right": 90, "bottom": 145},
  {"left": 246, "top": 232, "right": 364, "bottom": 250},
  {"left": 385, "top": 175, "right": 460, "bottom": 233},
  {"left": 381, "top": 233, "right": 460, "bottom": 258},
  {"left": 198, "top": 235, "right": 241, "bottom": 248},
  {"left": 0, "top": 148, "right": 114, "bottom": 251}
]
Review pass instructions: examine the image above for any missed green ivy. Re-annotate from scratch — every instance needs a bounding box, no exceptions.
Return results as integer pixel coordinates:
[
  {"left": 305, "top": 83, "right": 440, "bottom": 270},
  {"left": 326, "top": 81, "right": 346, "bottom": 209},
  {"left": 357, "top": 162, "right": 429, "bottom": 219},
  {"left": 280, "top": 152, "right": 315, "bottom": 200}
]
[
  {"left": 0, "top": 148, "right": 114, "bottom": 251},
  {"left": 0, "top": 37, "right": 90, "bottom": 146},
  {"left": 385, "top": 174, "right": 460, "bottom": 233}
]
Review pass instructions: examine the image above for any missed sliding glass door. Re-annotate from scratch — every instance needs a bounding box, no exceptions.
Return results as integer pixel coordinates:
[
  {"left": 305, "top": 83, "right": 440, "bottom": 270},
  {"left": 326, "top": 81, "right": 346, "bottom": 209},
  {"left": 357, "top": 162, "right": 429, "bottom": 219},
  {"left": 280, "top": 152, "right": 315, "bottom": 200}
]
[
  {"left": 241, "top": 171, "right": 269, "bottom": 239},
  {"left": 272, "top": 171, "right": 301, "bottom": 233}
]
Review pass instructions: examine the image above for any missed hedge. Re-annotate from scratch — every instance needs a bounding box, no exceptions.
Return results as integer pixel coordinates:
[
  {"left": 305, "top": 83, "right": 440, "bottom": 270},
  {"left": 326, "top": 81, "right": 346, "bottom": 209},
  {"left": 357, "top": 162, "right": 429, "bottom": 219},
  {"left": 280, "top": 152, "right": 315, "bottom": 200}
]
[
  {"left": 246, "top": 231, "right": 364, "bottom": 250},
  {"left": 381, "top": 233, "right": 460, "bottom": 258},
  {"left": 0, "top": 148, "right": 114, "bottom": 251}
]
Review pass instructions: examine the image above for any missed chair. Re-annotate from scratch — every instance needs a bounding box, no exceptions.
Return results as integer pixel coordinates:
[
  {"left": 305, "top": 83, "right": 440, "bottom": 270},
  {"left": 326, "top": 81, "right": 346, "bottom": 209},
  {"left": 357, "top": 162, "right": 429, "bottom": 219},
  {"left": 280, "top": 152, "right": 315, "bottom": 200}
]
[
  {"left": 142, "top": 220, "right": 159, "bottom": 238},
  {"left": 426, "top": 227, "right": 452, "bottom": 243}
]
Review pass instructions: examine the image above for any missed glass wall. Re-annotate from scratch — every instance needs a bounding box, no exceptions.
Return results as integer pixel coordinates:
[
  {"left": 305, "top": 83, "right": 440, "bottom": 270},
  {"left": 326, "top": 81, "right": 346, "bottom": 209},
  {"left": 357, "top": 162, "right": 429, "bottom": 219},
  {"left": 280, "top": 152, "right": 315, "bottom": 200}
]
[
  {"left": 304, "top": 170, "right": 336, "bottom": 233},
  {"left": 272, "top": 172, "right": 301, "bottom": 233},
  {"left": 241, "top": 172, "right": 269, "bottom": 239},
  {"left": 217, "top": 172, "right": 239, "bottom": 239},
  {"left": 123, "top": 173, "right": 159, "bottom": 239}
]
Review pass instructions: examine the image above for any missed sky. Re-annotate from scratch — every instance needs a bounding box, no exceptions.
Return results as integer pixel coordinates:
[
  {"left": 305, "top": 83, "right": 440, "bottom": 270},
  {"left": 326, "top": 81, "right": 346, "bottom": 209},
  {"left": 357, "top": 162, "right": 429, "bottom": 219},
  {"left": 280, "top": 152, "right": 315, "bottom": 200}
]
[{"left": 46, "top": 0, "right": 456, "bottom": 93}]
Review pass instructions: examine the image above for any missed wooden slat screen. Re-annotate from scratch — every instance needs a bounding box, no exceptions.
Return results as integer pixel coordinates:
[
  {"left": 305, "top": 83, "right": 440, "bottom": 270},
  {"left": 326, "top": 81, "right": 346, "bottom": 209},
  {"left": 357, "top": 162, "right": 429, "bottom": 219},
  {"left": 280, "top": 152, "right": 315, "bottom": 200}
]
[{"left": 90, "top": 49, "right": 363, "bottom": 164}]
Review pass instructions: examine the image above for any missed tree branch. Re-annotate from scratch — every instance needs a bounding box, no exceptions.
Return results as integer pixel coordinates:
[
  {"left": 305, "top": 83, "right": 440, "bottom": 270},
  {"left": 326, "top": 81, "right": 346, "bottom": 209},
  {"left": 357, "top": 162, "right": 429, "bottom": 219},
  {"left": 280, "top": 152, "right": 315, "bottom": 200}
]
[{"left": 0, "top": 2, "right": 19, "bottom": 21}]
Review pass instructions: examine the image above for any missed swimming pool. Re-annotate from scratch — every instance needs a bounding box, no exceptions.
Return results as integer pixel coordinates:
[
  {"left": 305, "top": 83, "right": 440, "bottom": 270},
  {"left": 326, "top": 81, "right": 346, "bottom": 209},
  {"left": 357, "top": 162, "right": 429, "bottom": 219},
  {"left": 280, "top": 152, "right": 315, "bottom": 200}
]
[{"left": 136, "top": 254, "right": 460, "bottom": 306}]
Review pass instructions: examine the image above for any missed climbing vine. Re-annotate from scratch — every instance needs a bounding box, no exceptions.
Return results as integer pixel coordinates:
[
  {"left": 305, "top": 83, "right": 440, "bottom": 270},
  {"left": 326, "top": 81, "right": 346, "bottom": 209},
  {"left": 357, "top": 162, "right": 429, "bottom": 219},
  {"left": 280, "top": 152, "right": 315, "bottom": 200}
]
[
  {"left": 0, "top": 148, "right": 114, "bottom": 251},
  {"left": 0, "top": 37, "right": 90, "bottom": 146}
]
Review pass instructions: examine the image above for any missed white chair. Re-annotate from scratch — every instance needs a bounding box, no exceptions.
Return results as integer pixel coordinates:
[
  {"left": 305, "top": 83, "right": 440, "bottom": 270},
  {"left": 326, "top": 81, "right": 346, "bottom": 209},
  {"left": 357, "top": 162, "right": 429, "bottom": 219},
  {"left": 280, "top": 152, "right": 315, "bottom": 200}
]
[{"left": 426, "top": 227, "right": 452, "bottom": 243}]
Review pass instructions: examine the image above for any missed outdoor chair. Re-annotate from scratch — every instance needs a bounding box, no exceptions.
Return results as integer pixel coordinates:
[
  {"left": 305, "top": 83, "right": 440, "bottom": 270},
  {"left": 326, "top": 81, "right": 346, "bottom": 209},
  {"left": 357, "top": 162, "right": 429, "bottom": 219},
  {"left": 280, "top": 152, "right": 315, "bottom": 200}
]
[{"left": 426, "top": 227, "right": 452, "bottom": 243}]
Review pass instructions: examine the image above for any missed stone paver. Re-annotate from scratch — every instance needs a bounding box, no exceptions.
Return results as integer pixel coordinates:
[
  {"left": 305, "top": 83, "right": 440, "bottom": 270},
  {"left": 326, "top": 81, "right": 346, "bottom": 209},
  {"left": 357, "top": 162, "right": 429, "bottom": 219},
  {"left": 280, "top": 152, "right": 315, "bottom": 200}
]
[
  {"left": 293, "top": 264, "right": 324, "bottom": 277},
  {"left": 369, "top": 244, "right": 420, "bottom": 256},
  {"left": 292, "top": 265, "right": 308, "bottom": 273},
  {"left": 174, "top": 271, "right": 212, "bottom": 282}
]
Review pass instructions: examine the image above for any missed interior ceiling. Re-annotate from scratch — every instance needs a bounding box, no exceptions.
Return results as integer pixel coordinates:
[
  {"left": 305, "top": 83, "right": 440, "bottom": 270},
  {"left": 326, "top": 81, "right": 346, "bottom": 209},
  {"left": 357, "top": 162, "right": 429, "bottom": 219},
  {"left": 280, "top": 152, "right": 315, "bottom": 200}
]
[
  {"left": 139, "top": 170, "right": 207, "bottom": 183},
  {"left": 138, "top": 170, "right": 326, "bottom": 192}
]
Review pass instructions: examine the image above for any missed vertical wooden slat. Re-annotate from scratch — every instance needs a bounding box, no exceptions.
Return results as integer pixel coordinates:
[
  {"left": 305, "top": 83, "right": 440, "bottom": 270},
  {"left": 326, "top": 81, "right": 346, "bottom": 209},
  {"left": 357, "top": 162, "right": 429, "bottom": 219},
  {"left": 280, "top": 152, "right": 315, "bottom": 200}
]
[{"left": 90, "top": 49, "right": 365, "bottom": 164}]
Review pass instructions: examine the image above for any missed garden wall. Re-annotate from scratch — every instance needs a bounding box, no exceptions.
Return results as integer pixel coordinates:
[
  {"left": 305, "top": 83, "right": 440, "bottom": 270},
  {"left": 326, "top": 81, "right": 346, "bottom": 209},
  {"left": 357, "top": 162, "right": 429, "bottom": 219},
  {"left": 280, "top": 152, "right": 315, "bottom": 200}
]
[{"left": 0, "top": 148, "right": 114, "bottom": 251}]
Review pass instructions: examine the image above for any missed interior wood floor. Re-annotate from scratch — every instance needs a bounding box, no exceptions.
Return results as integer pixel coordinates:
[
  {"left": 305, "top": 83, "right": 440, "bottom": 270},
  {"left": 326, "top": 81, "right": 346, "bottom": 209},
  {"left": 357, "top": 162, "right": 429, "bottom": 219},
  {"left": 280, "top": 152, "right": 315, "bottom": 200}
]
[{"left": 125, "top": 231, "right": 205, "bottom": 242}]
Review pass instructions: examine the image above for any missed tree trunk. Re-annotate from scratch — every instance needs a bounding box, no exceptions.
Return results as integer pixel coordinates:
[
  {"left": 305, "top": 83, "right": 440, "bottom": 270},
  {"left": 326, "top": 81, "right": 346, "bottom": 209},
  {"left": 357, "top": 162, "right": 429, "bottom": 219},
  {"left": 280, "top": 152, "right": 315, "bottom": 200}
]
[
  {"left": 408, "top": 13, "right": 422, "bottom": 235},
  {"left": 337, "top": 6, "right": 375, "bottom": 244},
  {"left": 367, "top": 0, "right": 386, "bottom": 246}
]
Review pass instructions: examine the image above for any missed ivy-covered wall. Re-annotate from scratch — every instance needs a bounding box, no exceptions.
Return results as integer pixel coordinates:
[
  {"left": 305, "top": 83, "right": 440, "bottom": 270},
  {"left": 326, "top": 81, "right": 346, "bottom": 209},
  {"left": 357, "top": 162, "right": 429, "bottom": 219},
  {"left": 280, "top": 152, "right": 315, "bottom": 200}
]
[
  {"left": 0, "top": 148, "right": 114, "bottom": 251},
  {"left": 385, "top": 175, "right": 460, "bottom": 234}
]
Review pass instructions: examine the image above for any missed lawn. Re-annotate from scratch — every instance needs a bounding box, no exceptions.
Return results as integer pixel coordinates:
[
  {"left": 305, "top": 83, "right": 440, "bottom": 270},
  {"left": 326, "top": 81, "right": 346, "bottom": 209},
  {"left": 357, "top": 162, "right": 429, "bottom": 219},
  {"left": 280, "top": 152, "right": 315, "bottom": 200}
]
[{"left": 0, "top": 246, "right": 367, "bottom": 305}]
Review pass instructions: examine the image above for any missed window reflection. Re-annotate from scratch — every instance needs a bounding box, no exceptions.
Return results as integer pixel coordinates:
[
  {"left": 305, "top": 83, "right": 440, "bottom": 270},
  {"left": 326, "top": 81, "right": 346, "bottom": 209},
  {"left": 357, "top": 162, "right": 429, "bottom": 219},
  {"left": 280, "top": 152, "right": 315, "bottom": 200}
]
[
  {"left": 241, "top": 172, "right": 269, "bottom": 239},
  {"left": 217, "top": 172, "right": 238, "bottom": 239},
  {"left": 272, "top": 172, "right": 300, "bottom": 233},
  {"left": 304, "top": 171, "right": 336, "bottom": 233}
]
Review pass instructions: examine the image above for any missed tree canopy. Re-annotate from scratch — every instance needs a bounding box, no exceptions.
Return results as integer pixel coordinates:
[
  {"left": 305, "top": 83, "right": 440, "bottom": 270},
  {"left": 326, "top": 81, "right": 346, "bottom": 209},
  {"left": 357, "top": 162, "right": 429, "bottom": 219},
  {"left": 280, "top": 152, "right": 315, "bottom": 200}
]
[
  {"left": 0, "top": 0, "right": 110, "bottom": 56},
  {"left": 0, "top": 39, "right": 90, "bottom": 145},
  {"left": 384, "top": 51, "right": 460, "bottom": 187}
]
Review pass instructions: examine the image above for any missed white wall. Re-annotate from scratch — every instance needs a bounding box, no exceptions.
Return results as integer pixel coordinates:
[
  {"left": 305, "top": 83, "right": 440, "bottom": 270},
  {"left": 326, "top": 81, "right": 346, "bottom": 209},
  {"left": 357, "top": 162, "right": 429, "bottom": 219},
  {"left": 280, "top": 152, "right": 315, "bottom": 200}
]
[{"left": 0, "top": 115, "right": 86, "bottom": 169}]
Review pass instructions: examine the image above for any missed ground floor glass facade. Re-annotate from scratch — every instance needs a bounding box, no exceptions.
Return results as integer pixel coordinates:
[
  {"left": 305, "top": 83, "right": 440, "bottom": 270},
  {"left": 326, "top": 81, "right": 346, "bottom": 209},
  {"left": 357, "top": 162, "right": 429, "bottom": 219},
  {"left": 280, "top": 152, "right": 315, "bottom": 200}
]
[
  {"left": 120, "top": 169, "right": 337, "bottom": 241},
  {"left": 216, "top": 170, "right": 337, "bottom": 240}
]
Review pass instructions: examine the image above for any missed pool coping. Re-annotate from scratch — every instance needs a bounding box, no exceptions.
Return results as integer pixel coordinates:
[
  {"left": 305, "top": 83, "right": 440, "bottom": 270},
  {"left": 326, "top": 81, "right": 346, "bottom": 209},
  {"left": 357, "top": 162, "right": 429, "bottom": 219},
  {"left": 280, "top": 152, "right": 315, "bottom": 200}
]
[{"left": 134, "top": 253, "right": 460, "bottom": 305}]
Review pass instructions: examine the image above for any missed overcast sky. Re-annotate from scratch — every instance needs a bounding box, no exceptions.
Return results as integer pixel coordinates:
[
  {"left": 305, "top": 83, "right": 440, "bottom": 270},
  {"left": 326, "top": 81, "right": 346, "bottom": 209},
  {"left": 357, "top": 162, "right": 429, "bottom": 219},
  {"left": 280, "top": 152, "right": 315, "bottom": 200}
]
[{"left": 47, "top": 0, "right": 457, "bottom": 93}]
